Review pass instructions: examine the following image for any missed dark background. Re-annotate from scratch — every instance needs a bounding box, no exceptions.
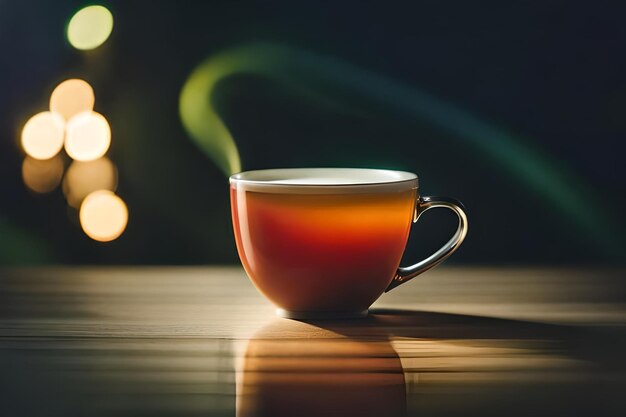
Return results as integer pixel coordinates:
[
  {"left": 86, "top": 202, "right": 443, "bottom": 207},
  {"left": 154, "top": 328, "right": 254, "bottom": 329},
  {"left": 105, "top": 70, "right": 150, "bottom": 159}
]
[{"left": 1, "top": 0, "right": 624, "bottom": 265}]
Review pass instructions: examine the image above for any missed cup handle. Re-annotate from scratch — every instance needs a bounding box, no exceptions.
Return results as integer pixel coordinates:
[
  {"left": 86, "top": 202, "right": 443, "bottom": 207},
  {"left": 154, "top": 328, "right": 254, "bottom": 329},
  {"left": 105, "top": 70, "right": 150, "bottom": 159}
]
[{"left": 385, "top": 196, "right": 468, "bottom": 292}]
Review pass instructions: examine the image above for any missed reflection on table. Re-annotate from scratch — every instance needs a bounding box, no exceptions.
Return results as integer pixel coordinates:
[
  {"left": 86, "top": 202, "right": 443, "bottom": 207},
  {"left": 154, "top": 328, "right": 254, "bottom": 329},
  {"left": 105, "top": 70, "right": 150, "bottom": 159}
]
[{"left": 237, "top": 319, "right": 405, "bottom": 417}]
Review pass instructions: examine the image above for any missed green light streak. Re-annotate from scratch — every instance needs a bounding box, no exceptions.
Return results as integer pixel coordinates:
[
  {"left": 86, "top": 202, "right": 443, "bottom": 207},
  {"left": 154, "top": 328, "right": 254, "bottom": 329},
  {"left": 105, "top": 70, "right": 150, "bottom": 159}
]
[
  {"left": 179, "top": 42, "right": 621, "bottom": 256},
  {"left": 179, "top": 47, "right": 280, "bottom": 175}
]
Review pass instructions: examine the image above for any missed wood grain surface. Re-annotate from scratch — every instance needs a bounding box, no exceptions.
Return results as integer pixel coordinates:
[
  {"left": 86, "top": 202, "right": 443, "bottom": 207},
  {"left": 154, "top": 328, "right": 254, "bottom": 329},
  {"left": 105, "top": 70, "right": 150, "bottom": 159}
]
[{"left": 0, "top": 267, "right": 624, "bottom": 416}]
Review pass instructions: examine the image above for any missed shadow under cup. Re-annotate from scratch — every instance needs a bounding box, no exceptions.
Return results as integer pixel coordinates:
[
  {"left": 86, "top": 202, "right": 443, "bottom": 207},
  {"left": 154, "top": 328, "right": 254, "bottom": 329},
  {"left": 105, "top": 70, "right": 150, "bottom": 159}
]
[{"left": 230, "top": 168, "right": 418, "bottom": 317}]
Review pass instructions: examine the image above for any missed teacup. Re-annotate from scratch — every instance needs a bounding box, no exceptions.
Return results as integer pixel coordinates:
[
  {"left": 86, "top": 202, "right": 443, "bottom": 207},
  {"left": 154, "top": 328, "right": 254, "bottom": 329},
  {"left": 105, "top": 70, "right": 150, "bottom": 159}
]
[{"left": 230, "top": 168, "right": 467, "bottom": 319}]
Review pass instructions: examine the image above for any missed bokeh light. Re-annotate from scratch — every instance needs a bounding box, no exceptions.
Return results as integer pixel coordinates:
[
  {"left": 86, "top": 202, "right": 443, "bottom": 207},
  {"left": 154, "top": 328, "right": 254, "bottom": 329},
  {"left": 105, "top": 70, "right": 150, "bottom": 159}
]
[
  {"left": 21, "top": 155, "right": 64, "bottom": 194},
  {"left": 79, "top": 190, "right": 128, "bottom": 242},
  {"left": 21, "top": 111, "right": 66, "bottom": 160},
  {"left": 66, "top": 5, "right": 114, "bottom": 51},
  {"left": 50, "top": 79, "right": 95, "bottom": 121},
  {"left": 65, "top": 111, "right": 111, "bottom": 161},
  {"left": 63, "top": 157, "right": 117, "bottom": 208}
]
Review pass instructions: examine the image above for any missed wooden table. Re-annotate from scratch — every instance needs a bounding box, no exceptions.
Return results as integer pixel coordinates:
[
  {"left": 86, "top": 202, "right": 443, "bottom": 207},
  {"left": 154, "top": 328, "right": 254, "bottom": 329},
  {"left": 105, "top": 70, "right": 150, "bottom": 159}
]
[{"left": 1, "top": 267, "right": 625, "bottom": 417}]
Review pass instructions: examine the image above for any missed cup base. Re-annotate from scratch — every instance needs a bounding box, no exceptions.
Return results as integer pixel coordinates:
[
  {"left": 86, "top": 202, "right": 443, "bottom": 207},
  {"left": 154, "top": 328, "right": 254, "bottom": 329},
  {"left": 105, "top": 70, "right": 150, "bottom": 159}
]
[{"left": 275, "top": 308, "right": 369, "bottom": 320}]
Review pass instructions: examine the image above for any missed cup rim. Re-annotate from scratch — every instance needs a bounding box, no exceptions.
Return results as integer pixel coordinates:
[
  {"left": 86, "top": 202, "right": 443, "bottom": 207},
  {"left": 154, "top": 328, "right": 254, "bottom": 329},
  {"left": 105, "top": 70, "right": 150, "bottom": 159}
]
[{"left": 229, "top": 168, "right": 418, "bottom": 193}]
